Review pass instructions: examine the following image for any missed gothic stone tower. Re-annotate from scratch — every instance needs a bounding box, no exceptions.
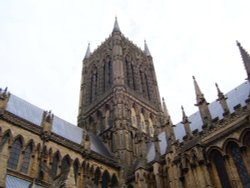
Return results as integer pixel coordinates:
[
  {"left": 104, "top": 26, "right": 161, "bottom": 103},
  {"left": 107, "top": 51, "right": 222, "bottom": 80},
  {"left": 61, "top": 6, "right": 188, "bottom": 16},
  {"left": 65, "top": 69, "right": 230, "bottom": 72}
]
[{"left": 78, "top": 18, "right": 168, "bottom": 173}]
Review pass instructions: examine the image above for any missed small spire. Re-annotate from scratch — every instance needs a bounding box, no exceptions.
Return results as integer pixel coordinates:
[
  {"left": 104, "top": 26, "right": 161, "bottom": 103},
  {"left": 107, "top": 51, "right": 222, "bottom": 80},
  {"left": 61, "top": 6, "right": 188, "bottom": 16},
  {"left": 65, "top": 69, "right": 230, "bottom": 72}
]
[
  {"left": 215, "top": 82, "right": 229, "bottom": 115},
  {"left": 162, "top": 97, "right": 172, "bottom": 124},
  {"left": 193, "top": 76, "right": 212, "bottom": 128},
  {"left": 144, "top": 40, "right": 151, "bottom": 56},
  {"left": 236, "top": 41, "right": 250, "bottom": 80},
  {"left": 112, "top": 17, "right": 121, "bottom": 33},
  {"left": 193, "top": 76, "right": 206, "bottom": 105},
  {"left": 181, "top": 106, "right": 189, "bottom": 124},
  {"left": 84, "top": 43, "right": 91, "bottom": 59},
  {"left": 181, "top": 106, "right": 192, "bottom": 137},
  {"left": 215, "top": 82, "right": 227, "bottom": 100}
]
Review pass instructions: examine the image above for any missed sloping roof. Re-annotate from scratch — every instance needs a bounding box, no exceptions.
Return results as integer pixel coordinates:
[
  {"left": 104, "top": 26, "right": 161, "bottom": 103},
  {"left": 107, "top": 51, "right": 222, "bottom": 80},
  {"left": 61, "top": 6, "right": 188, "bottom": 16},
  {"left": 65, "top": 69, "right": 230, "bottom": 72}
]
[
  {"left": 147, "top": 81, "right": 250, "bottom": 162},
  {"left": 4, "top": 93, "right": 112, "bottom": 159},
  {"left": 6, "top": 95, "right": 43, "bottom": 126},
  {"left": 174, "top": 81, "right": 250, "bottom": 141}
]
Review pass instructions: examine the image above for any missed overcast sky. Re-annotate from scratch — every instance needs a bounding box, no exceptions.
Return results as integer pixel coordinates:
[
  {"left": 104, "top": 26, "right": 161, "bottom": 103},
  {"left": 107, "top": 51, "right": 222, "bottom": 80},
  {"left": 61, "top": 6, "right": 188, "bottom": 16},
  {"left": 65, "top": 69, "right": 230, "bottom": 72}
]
[{"left": 1, "top": 0, "right": 250, "bottom": 125}]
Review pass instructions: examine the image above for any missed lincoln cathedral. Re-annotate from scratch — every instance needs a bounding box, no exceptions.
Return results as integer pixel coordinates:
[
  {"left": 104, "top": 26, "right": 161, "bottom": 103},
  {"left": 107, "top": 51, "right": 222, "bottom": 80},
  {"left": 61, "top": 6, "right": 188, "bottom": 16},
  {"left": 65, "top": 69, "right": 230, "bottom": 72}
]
[{"left": 1, "top": 18, "right": 250, "bottom": 188}]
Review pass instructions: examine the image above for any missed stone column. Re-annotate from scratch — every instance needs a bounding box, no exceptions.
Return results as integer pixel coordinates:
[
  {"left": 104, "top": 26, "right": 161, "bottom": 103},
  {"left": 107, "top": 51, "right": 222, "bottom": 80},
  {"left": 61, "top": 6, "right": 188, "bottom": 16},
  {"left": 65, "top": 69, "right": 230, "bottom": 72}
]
[{"left": 0, "top": 143, "right": 9, "bottom": 187}]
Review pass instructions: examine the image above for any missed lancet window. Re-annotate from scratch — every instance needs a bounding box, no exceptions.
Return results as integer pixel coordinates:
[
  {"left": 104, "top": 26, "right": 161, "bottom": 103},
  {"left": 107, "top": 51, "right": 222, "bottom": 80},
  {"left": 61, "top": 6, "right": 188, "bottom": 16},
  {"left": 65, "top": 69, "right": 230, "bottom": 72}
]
[
  {"left": 51, "top": 152, "right": 60, "bottom": 178},
  {"left": 229, "top": 142, "right": 250, "bottom": 187},
  {"left": 8, "top": 138, "right": 22, "bottom": 170},
  {"left": 21, "top": 144, "right": 32, "bottom": 173},
  {"left": 211, "top": 150, "right": 231, "bottom": 188}
]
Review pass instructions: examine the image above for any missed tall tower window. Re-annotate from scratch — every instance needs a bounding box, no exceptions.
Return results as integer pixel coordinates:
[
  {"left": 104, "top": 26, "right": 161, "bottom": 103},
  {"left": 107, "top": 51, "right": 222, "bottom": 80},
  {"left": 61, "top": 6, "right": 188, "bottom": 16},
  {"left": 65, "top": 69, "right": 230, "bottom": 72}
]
[
  {"left": 8, "top": 138, "right": 22, "bottom": 170},
  {"left": 125, "top": 57, "right": 136, "bottom": 91},
  {"left": 144, "top": 73, "right": 151, "bottom": 100},
  {"left": 89, "top": 67, "right": 98, "bottom": 103},
  {"left": 103, "top": 57, "right": 112, "bottom": 92}
]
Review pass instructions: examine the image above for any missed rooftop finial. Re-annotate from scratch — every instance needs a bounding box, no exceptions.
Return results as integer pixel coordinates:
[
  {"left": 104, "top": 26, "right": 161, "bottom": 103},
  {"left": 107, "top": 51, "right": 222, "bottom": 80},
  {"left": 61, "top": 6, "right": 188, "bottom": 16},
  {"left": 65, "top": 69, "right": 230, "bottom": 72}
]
[
  {"left": 112, "top": 17, "right": 121, "bottom": 33},
  {"left": 84, "top": 43, "right": 91, "bottom": 59},
  {"left": 144, "top": 40, "right": 151, "bottom": 56}
]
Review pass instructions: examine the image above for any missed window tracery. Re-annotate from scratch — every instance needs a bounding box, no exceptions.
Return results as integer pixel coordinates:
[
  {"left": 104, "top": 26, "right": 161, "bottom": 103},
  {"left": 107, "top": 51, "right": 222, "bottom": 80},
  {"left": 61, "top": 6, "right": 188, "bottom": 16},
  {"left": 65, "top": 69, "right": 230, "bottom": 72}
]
[
  {"left": 8, "top": 138, "right": 22, "bottom": 170},
  {"left": 21, "top": 144, "right": 32, "bottom": 173}
]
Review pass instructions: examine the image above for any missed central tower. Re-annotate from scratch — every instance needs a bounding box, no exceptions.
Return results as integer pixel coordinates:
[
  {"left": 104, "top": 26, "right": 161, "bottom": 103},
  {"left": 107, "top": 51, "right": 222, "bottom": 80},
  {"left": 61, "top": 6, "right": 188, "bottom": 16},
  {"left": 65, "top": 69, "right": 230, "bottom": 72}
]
[{"left": 78, "top": 18, "right": 166, "bottom": 172}]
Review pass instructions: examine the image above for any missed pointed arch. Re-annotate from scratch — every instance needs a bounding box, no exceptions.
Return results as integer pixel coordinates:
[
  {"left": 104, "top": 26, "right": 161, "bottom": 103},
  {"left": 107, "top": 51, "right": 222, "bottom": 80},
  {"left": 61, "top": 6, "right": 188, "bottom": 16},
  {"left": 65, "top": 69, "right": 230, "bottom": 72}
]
[
  {"left": 89, "top": 65, "right": 98, "bottom": 103},
  {"left": 111, "top": 174, "right": 119, "bottom": 188},
  {"left": 0, "top": 130, "right": 11, "bottom": 151},
  {"left": 7, "top": 137, "right": 23, "bottom": 170},
  {"left": 20, "top": 141, "right": 33, "bottom": 173},
  {"left": 94, "top": 167, "right": 101, "bottom": 186},
  {"left": 241, "top": 129, "right": 250, "bottom": 147},
  {"left": 103, "top": 56, "right": 112, "bottom": 92},
  {"left": 61, "top": 154, "right": 71, "bottom": 173},
  {"left": 209, "top": 149, "right": 231, "bottom": 188},
  {"left": 227, "top": 141, "right": 250, "bottom": 186},
  {"left": 144, "top": 72, "right": 151, "bottom": 100},
  {"left": 73, "top": 158, "right": 80, "bottom": 183},
  {"left": 102, "top": 170, "right": 110, "bottom": 188},
  {"left": 51, "top": 151, "right": 60, "bottom": 178}
]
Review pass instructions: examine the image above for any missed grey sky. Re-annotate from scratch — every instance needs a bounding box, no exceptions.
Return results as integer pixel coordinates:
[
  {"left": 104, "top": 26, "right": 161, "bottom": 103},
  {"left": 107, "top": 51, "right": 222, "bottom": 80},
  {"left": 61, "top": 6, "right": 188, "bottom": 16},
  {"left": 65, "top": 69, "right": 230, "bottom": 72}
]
[{"left": 1, "top": 0, "right": 250, "bottom": 125}]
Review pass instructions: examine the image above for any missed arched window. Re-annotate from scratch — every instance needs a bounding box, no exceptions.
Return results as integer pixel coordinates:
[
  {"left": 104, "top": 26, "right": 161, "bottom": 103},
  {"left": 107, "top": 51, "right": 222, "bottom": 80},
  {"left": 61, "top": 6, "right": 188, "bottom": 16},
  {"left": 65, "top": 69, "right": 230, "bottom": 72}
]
[
  {"left": 140, "top": 70, "right": 145, "bottom": 95},
  {"left": 61, "top": 156, "right": 70, "bottom": 173},
  {"left": 21, "top": 143, "right": 32, "bottom": 173},
  {"left": 90, "top": 67, "right": 98, "bottom": 103},
  {"left": 94, "top": 168, "right": 101, "bottom": 186},
  {"left": 125, "top": 59, "right": 131, "bottom": 87},
  {"left": 230, "top": 142, "right": 250, "bottom": 187},
  {"left": 102, "top": 170, "right": 110, "bottom": 188},
  {"left": 111, "top": 174, "right": 119, "bottom": 188},
  {"left": 0, "top": 133, "right": 10, "bottom": 151},
  {"left": 8, "top": 138, "right": 22, "bottom": 170},
  {"left": 144, "top": 73, "right": 151, "bottom": 100},
  {"left": 211, "top": 150, "right": 231, "bottom": 188},
  {"left": 104, "top": 57, "right": 112, "bottom": 92},
  {"left": 51, "top": 152, "right": 60, "bottom": 178},
  {"left": 73, "top": 159, "right": 79, "bottom": 183}
]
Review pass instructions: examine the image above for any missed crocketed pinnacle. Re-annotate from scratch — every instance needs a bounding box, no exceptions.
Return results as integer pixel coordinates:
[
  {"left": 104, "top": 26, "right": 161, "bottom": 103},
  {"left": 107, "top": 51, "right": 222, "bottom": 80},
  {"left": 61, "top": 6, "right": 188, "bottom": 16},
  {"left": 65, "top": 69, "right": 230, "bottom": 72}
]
[
  {"left": 193, "top": 76, "right": 206, "bottom": 105},
  {"left": 84, "top": 43, "right": 91, "bottom": 59},
  {"left": 112, "top": 17, "right": 121, "bottom": 33},
  {"left": 181, "top": 106, "right": 189, "bottom": 124},
  {"left": 181, "top": 106, "right": 192, "bottom": 137},
  {"left": 236, "top": 41, "right": 250, "bottom": 80},
  {"left": 215, "top": 82, "right": 226, "bottom": 100},
  {"left": 144, "top": 40, "right": 151, "bottom": 56}
]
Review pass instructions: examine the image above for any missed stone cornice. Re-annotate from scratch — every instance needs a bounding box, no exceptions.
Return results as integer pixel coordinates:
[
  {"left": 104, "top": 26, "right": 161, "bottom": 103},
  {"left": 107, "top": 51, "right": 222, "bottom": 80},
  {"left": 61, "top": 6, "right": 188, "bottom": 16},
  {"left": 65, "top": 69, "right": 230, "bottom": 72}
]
[{"left": 1, "top": 110, "right": 119, "bottom": 168}]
